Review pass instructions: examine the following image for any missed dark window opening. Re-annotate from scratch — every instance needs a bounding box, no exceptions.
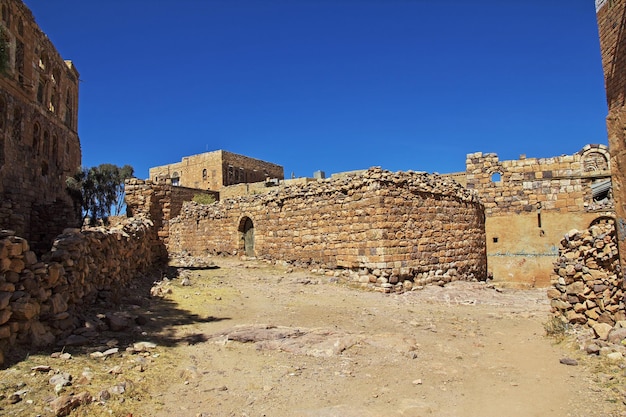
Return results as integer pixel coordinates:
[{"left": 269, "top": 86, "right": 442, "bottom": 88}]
[{"left": 492, "top": 237, "right": 498, "bottom": 243}]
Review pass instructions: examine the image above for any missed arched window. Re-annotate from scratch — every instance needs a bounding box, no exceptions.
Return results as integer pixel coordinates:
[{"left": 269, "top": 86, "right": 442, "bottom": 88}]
[
  {"left": 32, "top": 122, "right": 40, "bottom": 156},
  {"left": 52, "top": 134, "right": 58, "bottom": 162},
  {"left": 64, "top": 88, "right": 73, "bottom": 129},
  {"left": 17, "top": 18, "right": 23, "bottom": 36},
  {"left": 1, "top": 4, "right": 9, "bottom": 25},
  {"left": 0, "top": 97, "right": 6, "bottom": 132},
  {"left": 490, "top": 172, "right": 502, "bottom": 183},
  {"left": 202, "top": 168, "right": 207, "bottom": 180},
  {"left": 37, "top": 79, "right": 45, "bottom": 104},
  {"left": 43, "top": 130, "right": 50, "bottom": 156},
  {"left": 12, "top": 107, "right": 22, "bottom": 142},
  {"left": 171, "top": 171, "right": 180, "bottom": 186}
]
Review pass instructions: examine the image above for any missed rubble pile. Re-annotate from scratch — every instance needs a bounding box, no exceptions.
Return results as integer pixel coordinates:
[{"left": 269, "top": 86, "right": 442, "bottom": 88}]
[{"left": 548, "top": 222, "right": 625, "bottom": 327}]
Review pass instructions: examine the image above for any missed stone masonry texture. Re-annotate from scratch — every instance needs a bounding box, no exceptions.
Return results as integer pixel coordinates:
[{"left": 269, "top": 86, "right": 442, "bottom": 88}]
[
  {"left": 159, "top": 167, "right": 487, "bottom": 291},
  {"left": 597, "top": 0, "right": 626, "bottom": 273},
  {"left": 149, "top": 150, "right": 284, "bottom": 191},
  {"left": 0, "top": 0, "right": 82, "bottom": 253}
]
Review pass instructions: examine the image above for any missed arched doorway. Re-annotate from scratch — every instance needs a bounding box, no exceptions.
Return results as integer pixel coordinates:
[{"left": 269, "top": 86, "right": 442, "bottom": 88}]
[{"left": 238, "top": 217, "right": 255, "bottom": 256}]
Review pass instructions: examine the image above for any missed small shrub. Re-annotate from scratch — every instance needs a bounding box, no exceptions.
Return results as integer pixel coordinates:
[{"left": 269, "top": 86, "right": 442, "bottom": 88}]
[
  {"left": 544, "top": 316, "right": 568, "bottom": 339},
  {"left": 192, "top": 194, "right": 216, "bottom": 205}
]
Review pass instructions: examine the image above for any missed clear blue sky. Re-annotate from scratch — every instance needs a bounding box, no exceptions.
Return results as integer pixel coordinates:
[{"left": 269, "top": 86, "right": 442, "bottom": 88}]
[{"left": 23, "top": 0, "right": 608, "bottom": 180}]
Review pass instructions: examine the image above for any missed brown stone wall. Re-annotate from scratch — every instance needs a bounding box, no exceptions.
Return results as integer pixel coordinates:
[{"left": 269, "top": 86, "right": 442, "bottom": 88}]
[
  {"left": 597, "top": 0, "right": 626, "bottom": 274},
  {"left": 548, "top": 220, "right": 624, "bottom": 327},
  {"left": 0, "top": 0, "right": 82, "bottom": 253},
  {"left": 0, "top": 218, "right": 157, "bottom": 365},
  {"left": 167, "top": 168, "right": 487, "bottom": 291},
  {"left": 466, "top": 145, "right": 614, "bottom": 286},
  {"left": 124, "top": 178, "right": 218, "bottom": 260},
  {"left": 149, "top": 150, "right": 284, "bottom": 191}
]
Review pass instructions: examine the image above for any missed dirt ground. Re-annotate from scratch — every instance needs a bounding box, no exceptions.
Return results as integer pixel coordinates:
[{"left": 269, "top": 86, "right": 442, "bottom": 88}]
[{"left": 1, "top": 256, "right": 625, "bottom": 417}]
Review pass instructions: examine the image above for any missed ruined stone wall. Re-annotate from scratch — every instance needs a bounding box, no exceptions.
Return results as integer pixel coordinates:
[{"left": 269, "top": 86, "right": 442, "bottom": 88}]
[
  {"left": 0, "top": 218, "right": 157, "bottom": 365},
  {"left": 149, "top": 150, "right": 284, "bottom": 191},
  {"left": 548, "top": 220, "right": 624, "bottom": 328},
  {"left": 124, "top": 178, "right": 217, "bottom": 260},
  {"left": 0, "top": 0, "right": 82, "bottom": 253},
  {"left": 597, "top": 0, "right": 626, "bottom": 274},
  {"left": 465, "top": 145, "right": 614, "bottom": 286},
  {"left": 167, "top": 168, "right": 487, "bottom": 291}
]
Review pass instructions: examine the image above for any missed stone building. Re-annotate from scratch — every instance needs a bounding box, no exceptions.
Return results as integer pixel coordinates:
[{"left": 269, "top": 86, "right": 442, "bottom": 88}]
[
  {"left": 0, "top": 0, "right": 81, "bottom": 253},
  {"left": 149, "top": 150, "right": 284, "bottom": 191},
  {"left": 456, "top": 144, "right": 614, "bottom": 286},
  {"left": 127, "top": 168, "right": 488, "bottom": 292},
  {"left": 596, "top": 0, "right": 626, "bottom": 274}
]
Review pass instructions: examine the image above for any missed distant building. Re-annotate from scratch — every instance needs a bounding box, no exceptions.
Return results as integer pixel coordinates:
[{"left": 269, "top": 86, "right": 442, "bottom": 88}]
[
  {"left": 0, "top": 0, "right": 82, "bottom": 252},
  {"left": 149, "top": 150, "right": 284, "bottom": 191}
]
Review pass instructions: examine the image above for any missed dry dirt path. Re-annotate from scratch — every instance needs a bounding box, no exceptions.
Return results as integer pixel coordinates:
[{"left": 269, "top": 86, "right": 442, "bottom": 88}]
[{"left": 137, "top": 257, "right": 625, "bottom": 417}]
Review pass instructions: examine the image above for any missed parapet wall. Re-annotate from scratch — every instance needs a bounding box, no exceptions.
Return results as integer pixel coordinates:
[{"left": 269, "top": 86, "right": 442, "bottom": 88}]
[
  {"left": 168, "top": 168, "right": 487, "bottom": 290},
  {"left": 0, "top": 218, "right": 158, "bottom": 365}
]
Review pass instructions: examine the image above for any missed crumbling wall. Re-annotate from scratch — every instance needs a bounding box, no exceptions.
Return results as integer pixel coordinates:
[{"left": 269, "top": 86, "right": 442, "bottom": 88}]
[
  {"left": 0, "top": 0, "right": 82, "bottom": 253},
  {"left": 465, "top": 145, "right": 614, "bottom": 286},
  {"left": 548, "top": 221, "right": 625, "bottom": 327},
  {"left": 0, "top": 217, "right": 157, "bottom": 365},
  {"left": 167, "top": 167, "right": 487, "bottom": 291}
]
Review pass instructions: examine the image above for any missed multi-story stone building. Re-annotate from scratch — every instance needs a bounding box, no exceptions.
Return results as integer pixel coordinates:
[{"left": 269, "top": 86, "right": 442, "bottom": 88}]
[
  {"left": 0, "top": 0, "right": 81, "bottom": 253},
  {"left": 149, "top": 150, "right": 284, "bottom": 191},
  {"left": 596, "top": 0, "right": 626, "bottom": 273},
  {"left": 451, "top": 144, "right": 614, "bottom": 286}
]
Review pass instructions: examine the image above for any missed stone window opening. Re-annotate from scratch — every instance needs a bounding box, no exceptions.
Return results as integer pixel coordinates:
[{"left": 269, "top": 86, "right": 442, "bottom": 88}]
[
  {"left": 17, "top": 18, "right": 23, "bottom": 36},
  {"left": 64, "top": 88, "right": 73, "bottom": 129},
  {"left": 43, "top": 130, "right": 50, "bottom": 156},
  {"left": 492, "top": 237, "right": 498, "bottom": 243},
  {"left": 1, "top": 3, "right": 9, "bottom": 25},
  {"left": 490, "top": 172, "right": 502, "bottom": 183},
  {"left": 52, "top": 134, "right": 58, "bottom": 163},
  {"left": 202, "top": 169, "right": 207, "bottom": 180},
  {"left": 33, "top": 122, "right": 40, "bottom": 156},
  {"left": 15, "top": 40, "right": 24, "bottom": 85},
  {"left": 12, "top": 107, "right": 22, "bottom": 142},
  {"left": 171, "top": 172, "right": 180, "bottom": 186},
  {"left": 41, "top": 161, "right": 48, "bottom": 177},
  {"left": 0, "top": 96, "right": 5, "bottom": 131},
  {"left": 37, "top": 79, "right": 45, "bottom": 104}
]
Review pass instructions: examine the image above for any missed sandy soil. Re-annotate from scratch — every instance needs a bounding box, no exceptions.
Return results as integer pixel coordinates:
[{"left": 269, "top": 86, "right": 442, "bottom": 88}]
[
  {"left": 136, "top": 257, "right": 625, "bottom": 417},
  {"left": 1, "top": 256, "right": 624, "bottom": 417}
]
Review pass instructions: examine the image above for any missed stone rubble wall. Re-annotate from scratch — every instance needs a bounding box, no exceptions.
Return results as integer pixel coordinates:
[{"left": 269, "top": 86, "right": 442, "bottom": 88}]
[
  {"left": 0, "top": 217, "right": 157, "bottom": 365},
  {"left": 548, "top": 222, "right": 625, "bottom": 326},
  {"left": 167, "top": 167, "right": 488, "bottom": 291}
]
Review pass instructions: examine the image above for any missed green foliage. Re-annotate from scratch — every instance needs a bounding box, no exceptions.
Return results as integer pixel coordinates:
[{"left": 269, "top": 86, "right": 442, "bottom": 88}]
[
  {"left": 192, "top": 193, "right": 216, "bottom": 205},
  {"left": 0, "top": 27, "right": 8, "bottom": 75},
  {"left": 66, "top": 164, "right": 135, "bottom": 225}
]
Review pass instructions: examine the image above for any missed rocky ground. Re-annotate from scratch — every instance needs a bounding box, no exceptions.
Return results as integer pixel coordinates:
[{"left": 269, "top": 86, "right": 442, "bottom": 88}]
[{"left": 0, "top": 256, "right": 625, "bottom": 417}]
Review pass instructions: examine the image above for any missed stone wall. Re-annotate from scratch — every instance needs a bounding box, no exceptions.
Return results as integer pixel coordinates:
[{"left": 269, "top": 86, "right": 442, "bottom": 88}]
[
  {"left": 0, "top": 0, "right": 82, "bottom": 253},
  {"left": 166, "top": 167, "right": 487, "bottom": 291},
  {"left": 463, "top": 145, "right": 614, "bottom": 286},
  {"left": 125, "top": 178, "right": 217, "bottom": 259},
  {"left": 597, "top": 0, "right": 626, "bottom": 275},
  {"left": 149, "top": 150, "right": 284, "bottom": 191},
  {"left": 548, "top": 220, "right": 624, "bottom": 327},
  {"left": 0, "top": 217, "right": 157, "bottom": 365}
]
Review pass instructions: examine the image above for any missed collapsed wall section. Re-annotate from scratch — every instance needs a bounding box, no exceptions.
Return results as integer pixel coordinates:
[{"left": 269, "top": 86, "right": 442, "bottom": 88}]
[
  {"left": 0, "top": 217, "right": 157, "bottom": 365},
  {"left": 168, "top": 167, "right": 487, "bottom": 290}
]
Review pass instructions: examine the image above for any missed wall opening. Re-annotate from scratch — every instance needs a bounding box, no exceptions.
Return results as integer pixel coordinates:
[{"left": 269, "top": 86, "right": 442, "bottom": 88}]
[
  {"left": 490, "top": 172, "right": 502, "bottom": 183},
  {"left": 238, "top": 216, "right": 255, "bottom": 256}
]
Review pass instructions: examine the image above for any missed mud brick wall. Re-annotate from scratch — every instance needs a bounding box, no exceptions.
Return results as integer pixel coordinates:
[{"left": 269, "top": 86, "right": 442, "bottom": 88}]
[
  {"left": 0, "top": 217, "right": 157, "bottom": 365},
  {"left": 167, "top": 168, "right": 487, "bottom": 290}
]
